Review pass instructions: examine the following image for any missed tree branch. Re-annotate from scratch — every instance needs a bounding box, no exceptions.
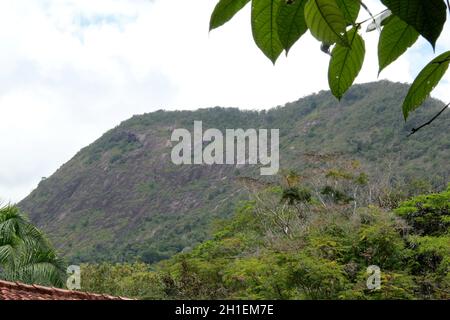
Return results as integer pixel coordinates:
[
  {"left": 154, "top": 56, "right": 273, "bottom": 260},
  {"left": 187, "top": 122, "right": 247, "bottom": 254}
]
[
  {"left": 408, "top": 102, "right": 449, "bottom": 137},
  {"left": 358, "top": 1, "right": 377, "bottom": 26}
]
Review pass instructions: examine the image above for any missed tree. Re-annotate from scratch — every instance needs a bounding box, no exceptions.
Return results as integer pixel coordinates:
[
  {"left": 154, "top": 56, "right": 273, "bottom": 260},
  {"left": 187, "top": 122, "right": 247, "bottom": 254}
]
[
  {"left": 210, "top": 0, "right": 450, "bottom": 132},
  {"left": 0, "top": 205, "right": 66, "bottom": 287},
  {"left": 395, "top": 184, "right": 450, "bottom": 236}
]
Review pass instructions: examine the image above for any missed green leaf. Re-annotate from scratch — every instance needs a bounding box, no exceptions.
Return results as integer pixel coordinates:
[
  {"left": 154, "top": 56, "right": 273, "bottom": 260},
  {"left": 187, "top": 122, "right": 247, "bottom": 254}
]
[
  {"left": 252, "top": 0, "right": 284, "bottom": 63},
  {"left": 277, "top": 0, "right": 308, "bottom": 53},
  {"left": 381, "top": 0, "right": 447, "bottom": 49},
  {"left": 336, "top": 0, "right": 360, "bottom": 24},
  {"left": 210, "top": 0, "right": 251, "bottom": 31},
  {"left": 304, "top": 0, "right": 349, "bottom": 46},
  {"left": 378, "top": 16, "right": 419, "bottom": 74},
  {"left": 328, "top": 27, "right": 365, "bottom": 100},
  {"left": 403, "top": 51, "right": 450, "bottom": 119}
]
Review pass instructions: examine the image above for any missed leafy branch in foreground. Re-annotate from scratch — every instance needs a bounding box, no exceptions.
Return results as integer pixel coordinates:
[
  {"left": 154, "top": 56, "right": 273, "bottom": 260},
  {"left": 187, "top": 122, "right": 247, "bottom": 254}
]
[
  {"left": 210, "top": 0, "right": 449, "bottom": 122},
  {"left": 402, "top": 51, "right": 450, "bottom": 119}
]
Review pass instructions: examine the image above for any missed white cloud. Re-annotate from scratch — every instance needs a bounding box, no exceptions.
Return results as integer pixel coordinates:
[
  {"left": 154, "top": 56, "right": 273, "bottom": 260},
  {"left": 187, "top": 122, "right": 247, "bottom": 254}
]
[{"left": 0, "top": 0, "right": 449, "bottom": 202}]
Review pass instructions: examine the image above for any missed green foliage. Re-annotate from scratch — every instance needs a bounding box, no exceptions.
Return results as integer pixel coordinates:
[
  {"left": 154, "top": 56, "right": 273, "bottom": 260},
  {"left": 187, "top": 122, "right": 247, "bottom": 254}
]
[
  {"left": 402, "top": 51, "right": 450, "bottom": 119},
  {"left": 210, "top": 0, "right": 450, "bottom": 119},
  {"left": 336, "top": 0, "right": 360, "bottom": 24},
  {"left": 394, "top": 185, "right": 450, "bottom": 236},
  {"left": 79, "top": 184, "right": 450, "bottom": 300},
  {"left": 304, "top": 0, "right": 349, "bottom": 46},
  {"left": 161, "top": 189, "right": 448, "bottom": 299},
  {"left": 83, "top": 130, "right": 142, "bottom": 165},
  {"left": 0, "top": 205, "right": 66, "bottom": 287},
  {"left": 356, "top": 219, "right": 407, "bottom": 269},
  {"left": 341, "top": 271, "right": 418, "bottom": 300},
  {"left": 210, "top": 0, "right": 251, "bottom": 30},
  {"left": 277, "top": 0, "right": 308, "bottom": 53},
  {"left": 328, "top": 27, "right": 365, "bottom": 100},
  {"left": 381, "top": 0, "right": 447, "bottom": 49},
  {"left": 378, "top": 16, "right": 419, "bottom": 74},
  {"left": 408, "top": 235, "right": 450, "bottom": 274},
  {"left": 208, "top": 189, "right": 448, "bottom": 299},
  {"left": 281, "top": 186, "right": 312, "bottom": 205},
  {"left": 222, "top": 254, "right": 293, "bottom": 299},
  {"left": 251, "top": 0, "right": 284, "bottom": 63},
  {"left": 289, "top": 253, "right": 351, "bottom": 299},
  {"left": 81, "top": 262, "right": 166, "bottom": 299},
  {"left": 320, "top": 185, "right": 354, "bottom": 204}
]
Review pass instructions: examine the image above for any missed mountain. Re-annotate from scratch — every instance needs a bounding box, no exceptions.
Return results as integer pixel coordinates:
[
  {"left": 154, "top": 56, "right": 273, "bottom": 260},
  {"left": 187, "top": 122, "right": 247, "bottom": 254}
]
[{"left": 18, "top": 81, "right": 450, "bottom": 263}]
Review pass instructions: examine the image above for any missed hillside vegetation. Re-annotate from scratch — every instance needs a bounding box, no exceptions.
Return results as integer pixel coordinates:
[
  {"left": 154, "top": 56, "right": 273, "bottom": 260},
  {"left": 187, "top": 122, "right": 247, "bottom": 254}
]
[
  {"left": 19, "top": 81, "right": 450, "bottom": 264},
  {"left": 80, "top": 180, "right": 450, "bottom": 299}
]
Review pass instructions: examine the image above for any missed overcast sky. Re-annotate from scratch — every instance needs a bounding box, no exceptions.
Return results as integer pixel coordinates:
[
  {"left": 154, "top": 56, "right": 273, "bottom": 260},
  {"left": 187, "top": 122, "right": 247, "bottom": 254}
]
[{"left": 0, "top": 0, "right": 449, "bottom": 203}]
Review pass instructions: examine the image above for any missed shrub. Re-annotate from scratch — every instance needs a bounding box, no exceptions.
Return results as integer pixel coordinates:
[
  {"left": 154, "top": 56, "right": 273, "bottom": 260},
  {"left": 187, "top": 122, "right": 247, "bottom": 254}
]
[{"left": 395, "top": 186, "right": 450, "bottom": 236}]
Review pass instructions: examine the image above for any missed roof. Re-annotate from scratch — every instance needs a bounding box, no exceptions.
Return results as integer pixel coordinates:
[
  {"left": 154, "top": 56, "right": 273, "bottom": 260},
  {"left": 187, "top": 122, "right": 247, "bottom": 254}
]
[{"left": 0, "top": 279, "right": 130, "bottom": 300}]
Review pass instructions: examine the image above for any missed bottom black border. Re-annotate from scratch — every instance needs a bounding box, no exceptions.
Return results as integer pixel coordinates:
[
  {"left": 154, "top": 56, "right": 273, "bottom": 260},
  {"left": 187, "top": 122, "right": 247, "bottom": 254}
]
[{"left": 1, "top": 300, "right": 446, "bottom": 319}]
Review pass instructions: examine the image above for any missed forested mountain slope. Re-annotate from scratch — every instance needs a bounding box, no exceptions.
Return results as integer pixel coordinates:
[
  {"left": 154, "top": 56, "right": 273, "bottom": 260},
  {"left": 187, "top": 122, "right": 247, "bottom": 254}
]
[{"left": 19, "top": 81, "right": 450, "bottom": 263}]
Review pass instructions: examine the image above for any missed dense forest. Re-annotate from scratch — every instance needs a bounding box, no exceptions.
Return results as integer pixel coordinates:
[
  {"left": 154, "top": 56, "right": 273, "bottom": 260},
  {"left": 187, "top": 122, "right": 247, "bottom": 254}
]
[{"left": 79, "top": 179, "right": 450, "bottom": 299}]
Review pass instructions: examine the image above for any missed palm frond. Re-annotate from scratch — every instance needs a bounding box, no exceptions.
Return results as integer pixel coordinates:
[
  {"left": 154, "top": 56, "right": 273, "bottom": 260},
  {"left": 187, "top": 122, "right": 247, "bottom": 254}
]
[{"left": 0, "top": 205, "right": 66, "bottom": 287}]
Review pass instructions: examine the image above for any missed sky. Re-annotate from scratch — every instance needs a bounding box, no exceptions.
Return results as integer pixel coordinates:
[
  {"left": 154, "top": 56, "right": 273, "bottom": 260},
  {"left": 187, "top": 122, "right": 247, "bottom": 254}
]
[{"left": 0, "top": 0, "right": 449, "bottom": 203}]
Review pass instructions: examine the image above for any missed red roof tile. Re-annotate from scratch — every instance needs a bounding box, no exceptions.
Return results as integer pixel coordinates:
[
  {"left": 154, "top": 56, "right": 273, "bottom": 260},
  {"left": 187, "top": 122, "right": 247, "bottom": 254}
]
[{"left": 0, "top": 279, "right": 131, "bottom": 300}]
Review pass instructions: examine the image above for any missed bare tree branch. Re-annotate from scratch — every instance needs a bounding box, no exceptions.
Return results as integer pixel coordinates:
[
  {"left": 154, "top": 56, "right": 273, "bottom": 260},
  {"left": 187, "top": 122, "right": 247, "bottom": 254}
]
[{"left": 408, "top": 102, "right": 449, "bottom": 137}]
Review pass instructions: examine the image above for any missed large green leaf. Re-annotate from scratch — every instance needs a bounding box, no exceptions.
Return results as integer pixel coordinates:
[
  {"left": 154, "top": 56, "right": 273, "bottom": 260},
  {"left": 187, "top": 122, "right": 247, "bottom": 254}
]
[
  {"left": 210, "top": 0, "right": 251, "bottom": 31},
  {"left": 304, "top": 0, "right": 349, "bottom": 46},
  {"left": 336, "top": 0, "right": 360, "bottom": 24},
  {"left": 328, "top": 27, "right": 365, "bottom": 100},
  {"left": 252, "top": 0, "right": 284, "bottom": 63},
  {"left": 277, "top": 0, "right": 308, "bottom": 53},
  {"left": 403, "top": 51, "right": 450, "bottom": 119},
  {"left": 378, "top": 16, "right": 419, "bottom": 74},
  {"left": 381, "top": 0, "right": 447, "bottom": 49}
]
